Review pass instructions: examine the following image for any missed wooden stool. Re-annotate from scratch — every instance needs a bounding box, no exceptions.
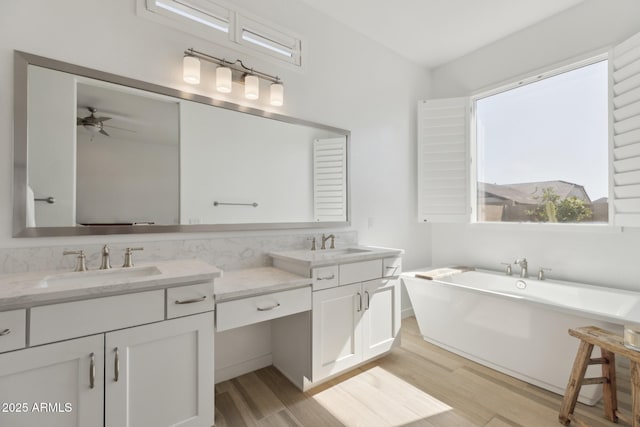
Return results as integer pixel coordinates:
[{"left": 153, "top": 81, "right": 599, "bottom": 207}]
[{"left": 559, "top": 326, "right": 640, "bottom": 426}]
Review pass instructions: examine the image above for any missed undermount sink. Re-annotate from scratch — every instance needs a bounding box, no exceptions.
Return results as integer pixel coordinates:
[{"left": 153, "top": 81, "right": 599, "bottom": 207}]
[{"left": 39, "top": 265, "right": 162, "bottom": 288}]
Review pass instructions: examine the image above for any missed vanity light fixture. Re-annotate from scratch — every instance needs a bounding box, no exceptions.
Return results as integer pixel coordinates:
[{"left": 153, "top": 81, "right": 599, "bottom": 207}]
[
  {"left": 183, "top": 48, "right": 284, "bottom": 106},
  {"left": 270, "top": 82, "right": 284, "bottom": 107},
  {"left": 215, "top": 66, "right": 232, "bottom": 93},
  {"left": 182, "top": 55, "right": 200, "bottom": 84},
  {"left": 244, "top": 74, "right": 259, "bottom": 100}
]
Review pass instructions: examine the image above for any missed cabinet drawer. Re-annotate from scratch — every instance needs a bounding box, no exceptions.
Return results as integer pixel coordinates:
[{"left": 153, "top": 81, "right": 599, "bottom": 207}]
[
  {"left": 312, "top": 265, "right": 339, "bottom": 291},
  {"left": 0, "top": 309, "right": 26, "bottom": 353},
  {"left": 166, "top": 282, "right": 215, "bottom": 319},
  {"left": 216, "top": 286, "right": 311, "bottom": 332},
  {"left": 339, "top": 259, "right": 382, "bottom": 285},
  {"left": 31, "top": 290, "right": 164, "bottom": 346},
  {"left": 383, "top": 257, "right": 402, "bottom": 277}
]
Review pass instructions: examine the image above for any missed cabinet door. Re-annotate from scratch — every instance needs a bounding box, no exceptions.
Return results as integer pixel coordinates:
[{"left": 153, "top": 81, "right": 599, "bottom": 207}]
[
  {"left": 312, "top": 283, "right": 362, "bottom": 380},
  {"left": 0, "top": 335, "right": 104, "bottom": 427},
  {"left": 105, "top": 312, "right": 214, "bottom": 427},
  {"left": 362, "top": 278, "right": 401, "bottom": 360}
]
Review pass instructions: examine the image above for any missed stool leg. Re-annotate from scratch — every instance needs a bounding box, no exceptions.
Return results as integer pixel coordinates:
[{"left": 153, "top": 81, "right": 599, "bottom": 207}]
[
  {"left": 559, "top": 341, "right": 594, "bottom": 425},
  {"left": 601, "top": 349, "right": 617, "bottom": 422},
  {"left": 632, "top": 361, "right": 640, "bottom": 427}
]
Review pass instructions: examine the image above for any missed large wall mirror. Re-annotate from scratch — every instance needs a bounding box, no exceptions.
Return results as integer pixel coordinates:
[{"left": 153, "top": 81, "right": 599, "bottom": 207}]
[{"left": 13, "top": 51, "right": 350, "bottom": 237}]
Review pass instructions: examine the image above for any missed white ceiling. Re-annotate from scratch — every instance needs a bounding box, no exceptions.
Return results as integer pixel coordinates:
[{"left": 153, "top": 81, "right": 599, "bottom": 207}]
[{"left": 298, "top": 0, "right": 584, "bottom": 68}]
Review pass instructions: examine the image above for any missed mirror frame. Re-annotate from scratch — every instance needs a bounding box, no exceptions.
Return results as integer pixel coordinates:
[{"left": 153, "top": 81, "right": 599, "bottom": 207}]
[{"left": 13, "top": 51, "right": 351, "bottom": 237}]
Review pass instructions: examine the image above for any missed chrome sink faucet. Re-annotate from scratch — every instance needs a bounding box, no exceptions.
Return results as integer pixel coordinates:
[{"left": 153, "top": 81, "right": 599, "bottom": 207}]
[
  {"left": 100, "top": 245, "right": 112, "bottom": 270},
  {"left": 515, "top": 258, "right": 528, "bottom": 278},
  {"left": 307, "top": 237, "right": 317, "bottom": 251},
  {"left": 122, "top": 247, "right": 144, "bottom": 268},
  {"left": 63, "top": 250, "right": 87, "bottom": 272},
  {"left": 321, "top": 233, "right": 335, "bottom": 250}
]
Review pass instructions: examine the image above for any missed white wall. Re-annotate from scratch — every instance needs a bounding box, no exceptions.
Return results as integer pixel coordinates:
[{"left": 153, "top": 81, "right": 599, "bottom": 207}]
[
  {"left": 180, "top": 100, "right": 331, "bottom": 225},
  {"left": 76, "top": 134, "right": 179, "bottom": 225},
  {"left": 429, "top": 0, "right": 640, "bottom": 291},
  {"left": 27, "top": 66, "right": 76, "bottom": 227},
  {"left": 0, "top": 0, "right": 430, "bottom": 322}
]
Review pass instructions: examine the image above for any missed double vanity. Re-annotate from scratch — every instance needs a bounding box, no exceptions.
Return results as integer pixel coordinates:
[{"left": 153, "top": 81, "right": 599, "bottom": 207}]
[{"left": 0, "top": 245, "right": 402, "bottom": 427}]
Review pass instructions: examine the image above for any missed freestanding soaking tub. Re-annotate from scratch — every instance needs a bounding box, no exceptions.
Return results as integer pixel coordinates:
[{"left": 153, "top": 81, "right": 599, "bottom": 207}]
[{"left": 402, "top": 269, "right": 640, "bottom": 405}]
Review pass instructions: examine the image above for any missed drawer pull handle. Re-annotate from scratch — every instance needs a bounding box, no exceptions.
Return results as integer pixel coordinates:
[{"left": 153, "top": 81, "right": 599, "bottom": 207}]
[
  {"left": 0, "top": 328, "right": 10, "bottom": 336},
  {"left": 175, "top": 295, "right": 207, "bottom": 304},
  {"left": 317, "top": 274, "right": 335, "bottom": 281},
  {"left": 257, "top": 303, "right": 281, "bottom": 312},
  {"left": 114, "top": 348, "right": 120, "bottom": 382},
  {"left": 89, "top": 352, "right": 96, "bottom": 389}
]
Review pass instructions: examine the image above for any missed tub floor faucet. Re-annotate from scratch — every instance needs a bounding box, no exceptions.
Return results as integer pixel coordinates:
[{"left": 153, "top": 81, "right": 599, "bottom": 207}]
[{"left": 515, "top": 258, "right": 528, "bottom": 278}]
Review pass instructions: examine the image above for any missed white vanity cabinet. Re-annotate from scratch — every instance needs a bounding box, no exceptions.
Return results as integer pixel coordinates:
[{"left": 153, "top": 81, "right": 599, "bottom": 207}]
[
  {"left": 312, "top": 282, "right": 363, "bottom": 378},
  {"left": 270, "top": 249, "right": 403, "bottom": 388},
  {"left": 0, "top": 334, "right": 104, "bottom": 427},
  {"left": 105, "top": 312, "right": 214, "bottom": 427},
  {"left": 0, "top": 282, "right": 215, "bottom": 427},
  {"left": 312, "top": 261, "right": 401, "bottom": 380}
]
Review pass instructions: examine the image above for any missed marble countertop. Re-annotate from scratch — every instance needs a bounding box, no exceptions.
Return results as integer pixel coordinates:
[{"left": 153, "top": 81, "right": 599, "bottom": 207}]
[
  {"left": 0, "top": 259, "right": 222, "bottom": 311},
  {"left": 268, "top": 245, "right": 404, "bottom": 268},
  {"left": 215, "top": 267, "right": 311, "bottom": 303}
]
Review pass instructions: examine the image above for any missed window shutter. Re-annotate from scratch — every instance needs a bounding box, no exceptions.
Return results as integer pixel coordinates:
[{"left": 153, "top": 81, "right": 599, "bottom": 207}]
[
  {"left": 313, "top": 136, "right": 347, "bottom": 222},
  {"left": 612, "top": 31, "right": 640, "bottom": 227},
  {"left": 417, "top": 97, "right": 470, "bottom": 223}
]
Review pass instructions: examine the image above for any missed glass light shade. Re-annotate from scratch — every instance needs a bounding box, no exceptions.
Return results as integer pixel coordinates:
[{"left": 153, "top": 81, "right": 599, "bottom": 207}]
[
  {"left": 183, "top": 56, "right": 200, "bottom": 85},
  {"left": 270, "top": 83, "right": 284, "bottom": 106},
  {"left": 216, "top": 66, "right": 232, "bottom": 93},
  {"left": 244, "top": 75, "right": 260, "bottom": 100}
]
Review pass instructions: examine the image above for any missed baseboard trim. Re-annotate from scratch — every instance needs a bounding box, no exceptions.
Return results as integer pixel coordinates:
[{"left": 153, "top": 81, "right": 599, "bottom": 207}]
[{"left": 215, "top": 354, "right": 272, "bottom": 383}]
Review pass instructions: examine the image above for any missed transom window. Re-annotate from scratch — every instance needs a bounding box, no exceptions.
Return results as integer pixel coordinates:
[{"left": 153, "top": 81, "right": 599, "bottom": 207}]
[
  {"left": 140, "top": 0, "right": 302, "bottom": 66},
  {"left": 474, "top": 59, "right": 609, "bottom": 224}
]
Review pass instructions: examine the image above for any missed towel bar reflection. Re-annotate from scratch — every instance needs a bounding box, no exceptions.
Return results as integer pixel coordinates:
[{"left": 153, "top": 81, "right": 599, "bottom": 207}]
[
  {"left": 213, "top": 201, "right": 258, "bottom": 207},
  {"left": 35, "top": 196, "right": 55, "bottom": 204}
]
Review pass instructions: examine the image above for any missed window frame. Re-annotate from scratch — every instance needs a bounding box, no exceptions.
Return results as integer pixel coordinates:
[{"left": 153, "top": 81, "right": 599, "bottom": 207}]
[
  {"left": 468, "top": 51, "right": 614, "bottom": 229},
  {"left": 138, "top": 0, "right": 303, "bottom": 68}
]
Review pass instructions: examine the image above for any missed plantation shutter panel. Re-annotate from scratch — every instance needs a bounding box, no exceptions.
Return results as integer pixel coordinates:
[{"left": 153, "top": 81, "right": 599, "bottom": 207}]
[
  {"left": 612, "top": 31, "right": 640, "bottom": 227},
  {"left": 313, "top": 136, "right": 347, "bottom": 222},
  {"left": 417, "top": 97, "right": 470, "bottom": 223}
]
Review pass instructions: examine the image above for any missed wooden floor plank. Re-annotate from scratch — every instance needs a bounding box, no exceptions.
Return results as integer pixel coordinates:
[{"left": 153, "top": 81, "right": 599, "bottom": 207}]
[
  {"left": 215, "top": 391, "right": 249, "bottom": 427},
  {"left": 232, "top": 372, "right": 287, "bottom": 421},
  {"left": 255, "top": 366, "right": 345, "bottom": 427},
  {"left": 215, "top": 317, "right": 632, "bottom": 427},
  {"left": 257, "top": 409, "right": 303, "bottom": 427}
]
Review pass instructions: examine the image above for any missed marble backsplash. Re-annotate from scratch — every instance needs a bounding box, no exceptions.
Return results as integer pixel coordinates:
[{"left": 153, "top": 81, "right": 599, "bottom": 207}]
[{"left": 0, "top": 231, "right": 358, "bottom": 275}]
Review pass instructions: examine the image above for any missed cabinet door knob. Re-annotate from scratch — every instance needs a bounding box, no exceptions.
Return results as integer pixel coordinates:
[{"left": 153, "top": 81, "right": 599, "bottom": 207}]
[
  {"left": 114, "top": 348, "right": 120, "bottom": 382},
  {"left": 89, "top": 352, "right": 96, "bottom": 389}
]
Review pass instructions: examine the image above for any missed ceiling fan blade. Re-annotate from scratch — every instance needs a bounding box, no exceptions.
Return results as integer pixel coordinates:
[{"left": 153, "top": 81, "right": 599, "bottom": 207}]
[
  {"left": 96, "top": 116, "right": 111, "bottom": 122},
  {"left": 104, "top": 124, "right": 136, "bottom": 133},
  {"left": 99, "top": 129, "right": 110, "bottom": 136},
  {"left": 77, "top": 118, "right": 84, "bottom": 125}
]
